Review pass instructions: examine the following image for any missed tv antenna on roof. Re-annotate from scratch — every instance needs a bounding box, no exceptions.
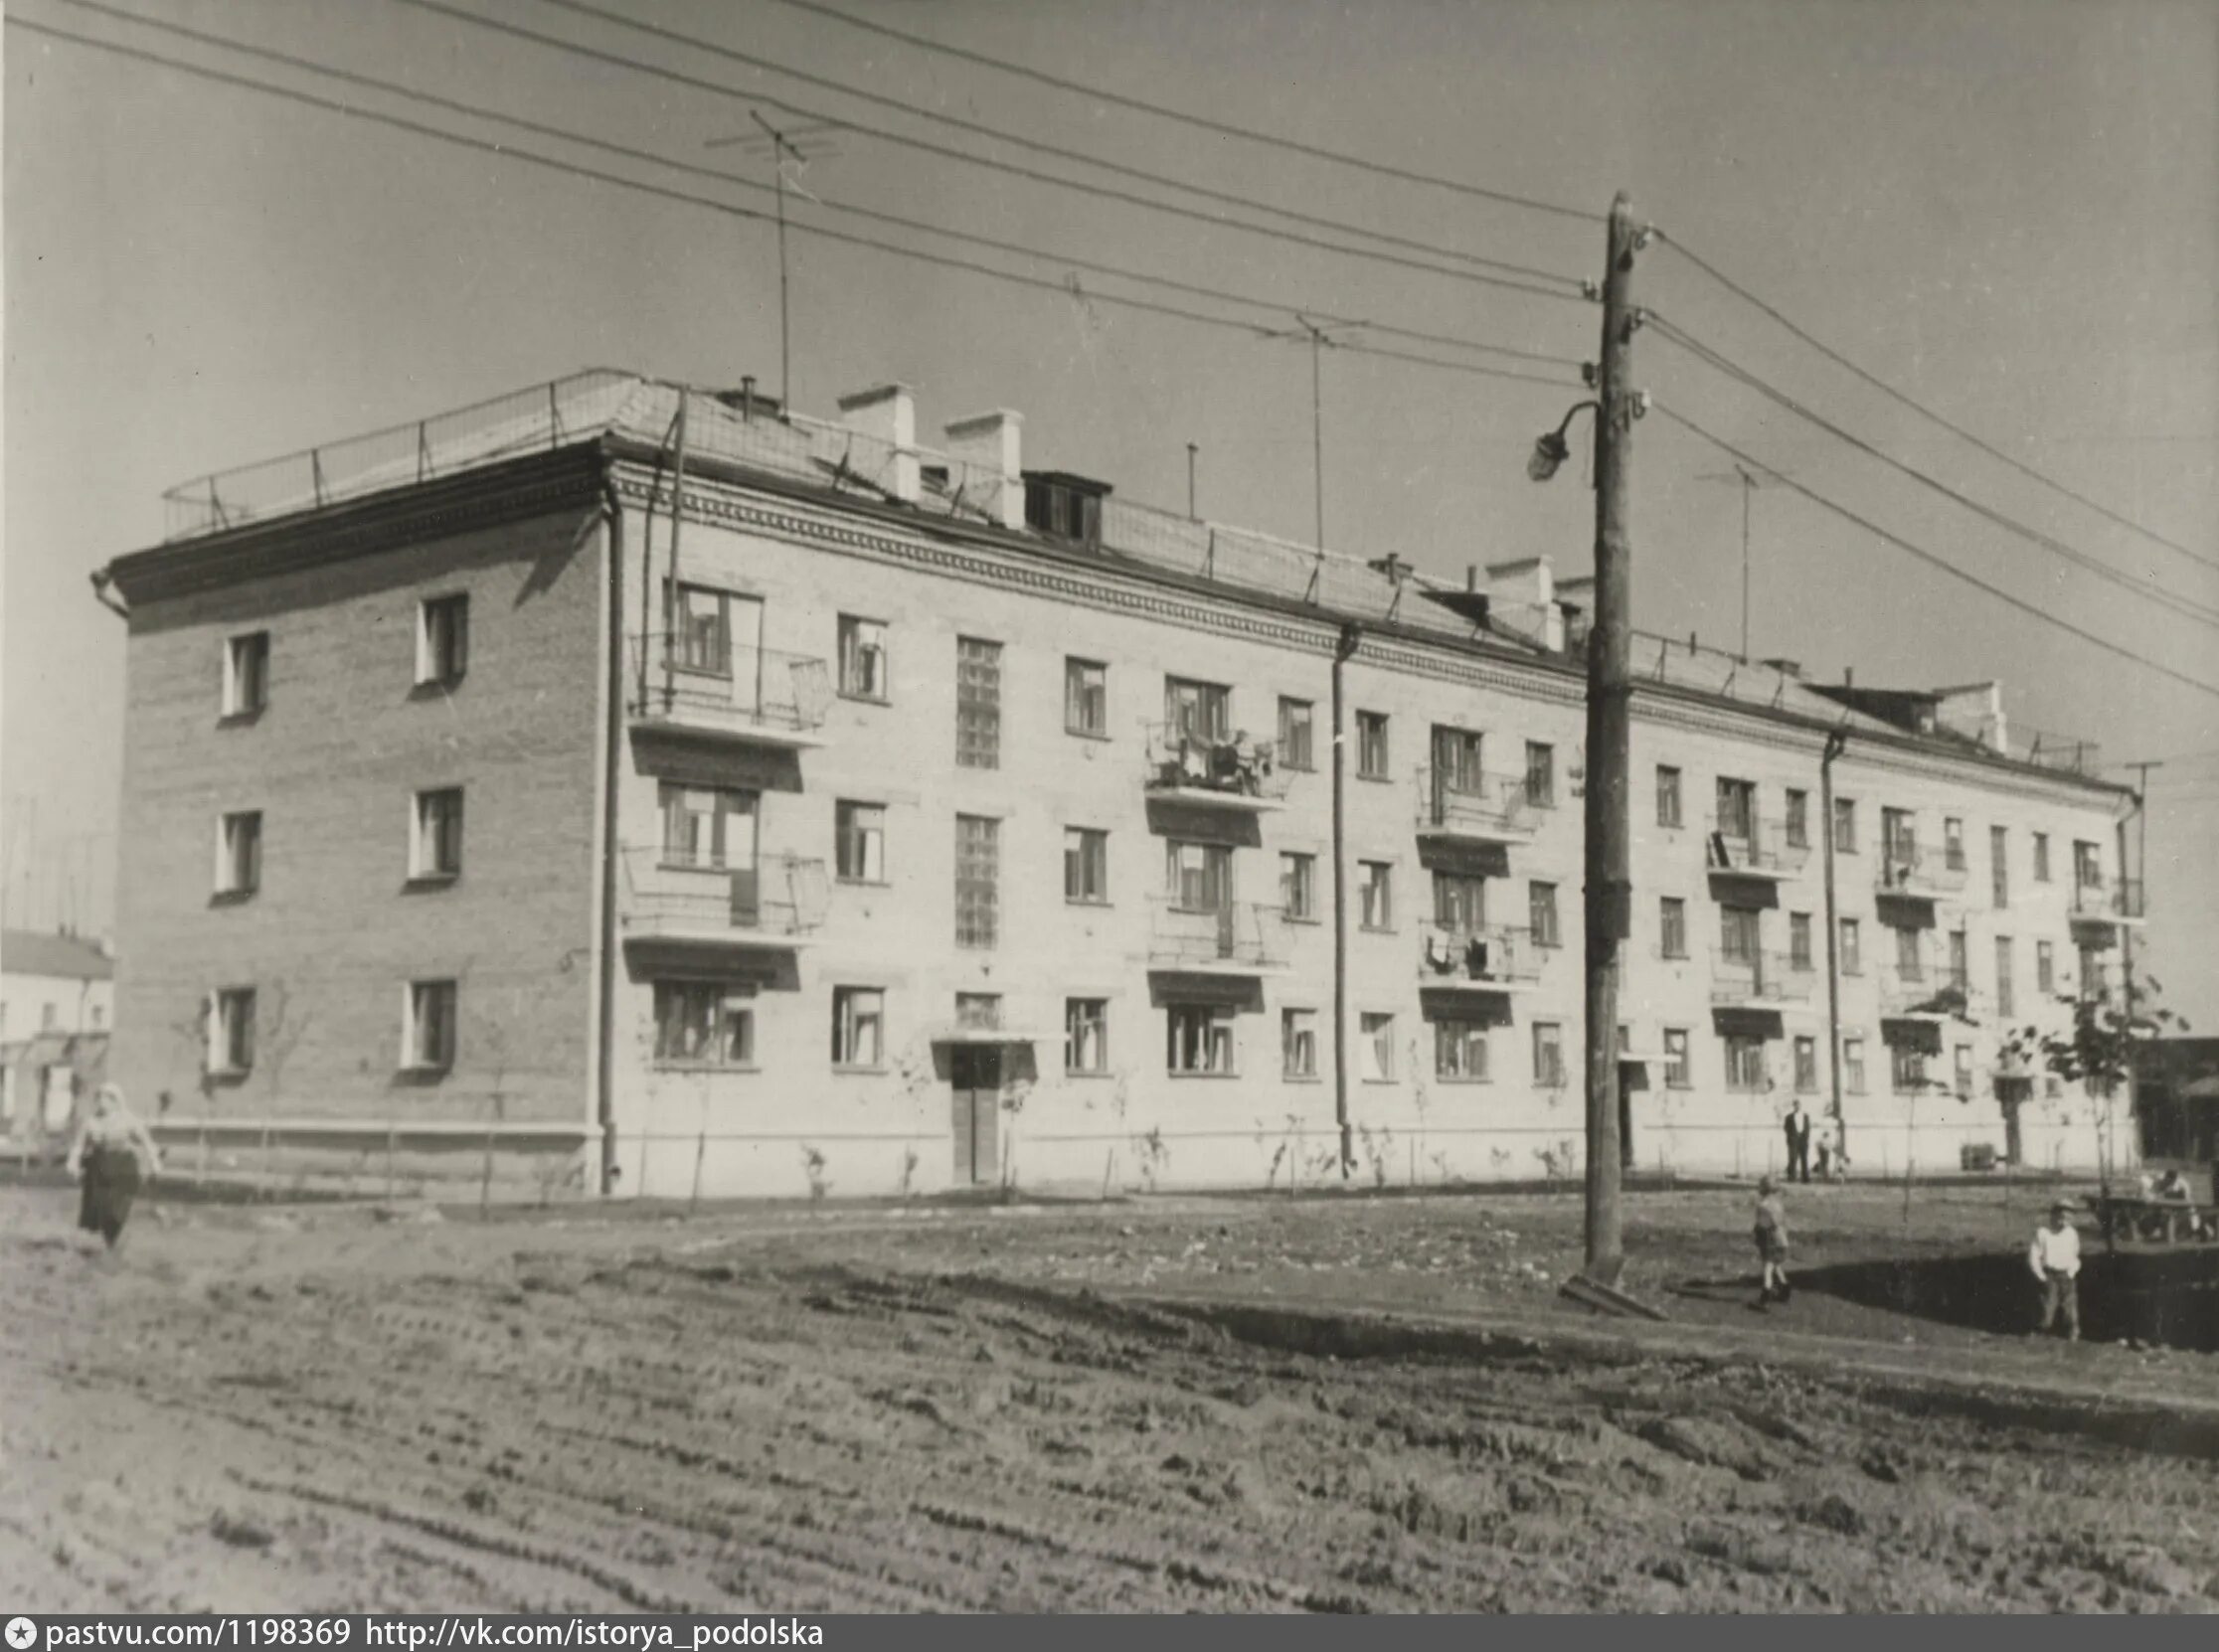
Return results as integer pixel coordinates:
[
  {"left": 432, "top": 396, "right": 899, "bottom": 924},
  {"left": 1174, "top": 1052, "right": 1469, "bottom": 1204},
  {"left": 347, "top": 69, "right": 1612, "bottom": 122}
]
[
  {"left": 1698, "top": 464, "right": 1794, "bottom": 662},
  {"left": 706, "top": 111, "right": 845, "bottom": 414},
  {"left": 1257, "top": 314, "right": 1365, "bottom": 561}
]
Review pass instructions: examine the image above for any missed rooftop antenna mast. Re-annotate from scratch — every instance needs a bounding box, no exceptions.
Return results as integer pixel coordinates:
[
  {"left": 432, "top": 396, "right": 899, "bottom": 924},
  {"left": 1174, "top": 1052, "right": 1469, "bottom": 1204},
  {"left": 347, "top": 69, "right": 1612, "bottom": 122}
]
[
  {"left": 1699, "top": 465, "right": 1793, "bottom": 661},
  {"left": 706, "top": 111, "right": 843, "bottom": 414},
  {"left": 1259, "top": 314, "right": 1365, "bottom": 562}
]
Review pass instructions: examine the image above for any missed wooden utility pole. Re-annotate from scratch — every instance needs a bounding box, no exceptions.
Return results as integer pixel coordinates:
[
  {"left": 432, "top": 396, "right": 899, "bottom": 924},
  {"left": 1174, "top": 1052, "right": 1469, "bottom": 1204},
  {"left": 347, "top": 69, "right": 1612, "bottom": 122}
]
[{"left": 1581, "top": 194, "right": 1640, "bottom": 1285}]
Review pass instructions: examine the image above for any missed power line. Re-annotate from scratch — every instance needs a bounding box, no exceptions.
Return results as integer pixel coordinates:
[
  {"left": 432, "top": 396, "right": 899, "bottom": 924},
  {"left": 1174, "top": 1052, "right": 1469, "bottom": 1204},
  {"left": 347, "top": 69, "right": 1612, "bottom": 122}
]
[
  {"left": 1653, "top": 315, "right": 2219, "bottom": 631},
  {"left": 1654, "top": 401, "right": 2219, "bottom": 704},
  {"left": 48, "top": 0, "right": 1580, "bottom": 374},
  {"left": 8, "top": 15, "right": 1586, "bottom": 405},
  {"left": 1655, "top": 230, "right": 2219, "bottom": 578},
  {"left": 389, "top": 0, "right": 1591, "bottom": 307},
  {"left": 758, "top": 0, "right": 1600, "bottom": 228}
]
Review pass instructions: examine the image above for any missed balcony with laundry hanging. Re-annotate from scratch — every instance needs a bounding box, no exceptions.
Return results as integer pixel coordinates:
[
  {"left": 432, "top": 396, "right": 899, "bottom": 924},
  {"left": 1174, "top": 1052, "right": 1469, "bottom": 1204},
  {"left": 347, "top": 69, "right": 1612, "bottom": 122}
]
[
  {"left": 1141, "top": 725, "right": 1289, "bottom": 813},
  {"left": 1878, "top": 959, "right": 1978, "bottom": 1023},
  {"left": 619, "top": 848, "right": 828, "bottom": 970},
  {"left": 1417, "top": 923, "right": 1542, "bottom": 999}
]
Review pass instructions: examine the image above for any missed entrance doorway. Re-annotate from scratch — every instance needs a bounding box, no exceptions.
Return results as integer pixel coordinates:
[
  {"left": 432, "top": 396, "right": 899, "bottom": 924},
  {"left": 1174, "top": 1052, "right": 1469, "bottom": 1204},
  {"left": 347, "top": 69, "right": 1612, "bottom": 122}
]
[{"left": 949, "top": 1045, "right": 1002, "bottom": 1186}]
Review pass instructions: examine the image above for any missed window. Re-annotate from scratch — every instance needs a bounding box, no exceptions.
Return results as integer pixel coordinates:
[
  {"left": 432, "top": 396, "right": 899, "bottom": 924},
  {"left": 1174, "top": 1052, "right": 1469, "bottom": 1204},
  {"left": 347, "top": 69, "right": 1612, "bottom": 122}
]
[
  {"left": 955, "top": 814, "right": 999, "bottom": 948},
  {"left": 417, "top": 594, "right": 468, "bottom": 687},
  {"left": 1893, "top": 922, "right": 1922, "bottom": 977},
  {"left": 2078, "top": 943, "right": 2105, "bottom": 1001},
  {"left": 1833, "top": 797, "right": 1858, "bottom": 854},
  {"left": 1064, "top": 827, "right": 1109, "bottom": 904},
  {"left": 1991, "top": 826, "right": 2009, "bottom": 908},
  {"left": 832, "top": 987, "right": 885, "bottom": 1068},
  {"left": 1433, "top": 871, "right": 1486, "bottom": 932},
  {"left": 1655, "top": 765, "right": 1683, "bottom": 829},
  {"left": 1725, "top": 1036, "right": 1767, "bottom": 1092},
  {"left": 1356, "top": 712, "right": 1390, "bottom": 780},
  {"left": 956, "top": 993, "right": 1002, "bottom": 1031},
  {"left": 1432, "top": 726, "right": 1485, "bottom": 792},
  {"left": 1066, "top": 998, "right": 1109, "bottom": 1074},
  {"left": 661, "top": 784, "right": 754, "bottom": 870},
  {"left": 1659, "top": 897, "right": 1687, "bottom": 959},
  {"left": 1280, "top": 852, "right": 1317, "bottom": 921},
  {"left": 1954, "top": 1044, "right": 1974, "bottom": 1097},
  {"left": 39, "top": 1003, "right": 55, "bottom": 1031},
  {"left": 1165, "top": 677, "right": 1231, "bottom": 743},
  {"left": 1785, "top": 789, "right": 1808, "bottom": 849},
  {"left": 1946, "top": 928, "right": 1969, "bottom": 993},
  {"left": 1716, "top": 776, "right": 1756, "bottom": 840},
  {"left": 653, "top": 981, "right": 756, "bottom": 1067},
  {"left": 1882, "top": 808, "right": 1917, "bottom": 870},
  {"left": 2037, "top": 940, "right": 2056, "bottom": 995},
  {"left": 1064, "top": 658, "right": 1107, "bottom": 737},
  {"left": 835, "top": 801, "right": 886, "bottom": 883},
  {"left": 1890, "top": 1045, "right": 1927, "bottom": 1094},
  {"left": 1794, "top": 1036, "right": 1818, "bottom": 1093},
  {"left": 838, "top": 615, "right": 889, "bottom": 701},
  {"left": 1840, "top": 917, "right": 1862, "bottom": 976},
  {"left": 210, "top": 987, "right": 256, "bottom": 1074},
  {"left": 412, "top": 788, "right": 464, "bottom": 880},
  {"left": 1167, "top": 841, "right": 1232, "bottom": 911},
  {"left": 671, "top": 583, "right": 733, "bottom": 675},
  {"left": 1167, "top": 1004, "right": 1235, "bottom": 1074},
  {"left": 215, "top": 810, "right": 262, "bottom": 897},
  {"left": 1944, "top": 817, "right": 1965, "bottom": 871},
  {"left": 1279, "top": 698, "right": 1315, "bottom": 770},
  {"left": 1843, "top": 1036, "right": 1867, "bottom": 1095},
  {"left": 1524, "top": 742, "right": 1556, "bottom": 807},
  {"left": 1360, "top": 1013, "right": 1397, "bottom": 1081},
  {"left": 1995, "top": 937, "right": 2015, "bottom": 1018},
  {"left": 223, "top": 632, "right": 268, "bottom": 718},
  {"left": 1720, "top": 906, "right": 1760, "bottom": 964},
  {"left": 956, "top": 637, "right": 1002, "bottom": 768},
  {"left": 1662, "top": 1028, "right": 1691, "bottom": 1088},
  {"left": 2033, "top": 832, "right": 2051, "bottom": 883},
  {"left": 2074, "top": 840, "right": 2103, "bottom": 890},
  {"left": 1530, "top": 882, "right": 1560, "bottom": 947},
  {"left": 404, "top": 979, "right": 457, "bottom": 1073},
  {"left": 1359, "top": 861, "right": 1394, "bottom": 930},
  {"left": 1789, "top": 911, "right": 1813, "bottom": 971},
  {"left": 1532, "top": 1022, "right": 1566, "bottom": 1087},
  {"left": 1436, "top": 1019, "right": 1489, "bottom": 1081},
  {"left": 1282, "top": 1008, "right": 1318, "bottom": 1078}
]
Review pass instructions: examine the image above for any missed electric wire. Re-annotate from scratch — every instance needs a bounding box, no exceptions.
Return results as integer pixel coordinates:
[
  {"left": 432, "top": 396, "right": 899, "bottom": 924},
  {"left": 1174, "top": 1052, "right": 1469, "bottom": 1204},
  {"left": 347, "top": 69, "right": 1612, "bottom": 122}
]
[
  {"left": 1653, "top": 315, "right": 2219, "bottom": 631},
  {"left": 1655, "top": 401, "right": 2219, "bottom": 703},
  {"left": 48, "top": 0, "right": 1582, "bottom": 372},
  {"left": 387, "top": 0, "right": 1590, "bottom": 306},
  {"left": 7, "top": 14, "right": 1586, "bottom": 399},
  {"left": 758, "top": 0, "right": 1601, "bottom": 227},
  {"left": 1655, "top": 229, "right": 2219, "bottom": 576}
]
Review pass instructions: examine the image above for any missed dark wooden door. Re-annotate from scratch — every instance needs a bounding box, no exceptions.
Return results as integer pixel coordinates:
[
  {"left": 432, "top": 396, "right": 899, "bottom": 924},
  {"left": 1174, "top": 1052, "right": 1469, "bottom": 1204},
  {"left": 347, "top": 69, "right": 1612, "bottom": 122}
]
[{"left": 949, "top": 1046, "right": 1002, "bottom": 1185}]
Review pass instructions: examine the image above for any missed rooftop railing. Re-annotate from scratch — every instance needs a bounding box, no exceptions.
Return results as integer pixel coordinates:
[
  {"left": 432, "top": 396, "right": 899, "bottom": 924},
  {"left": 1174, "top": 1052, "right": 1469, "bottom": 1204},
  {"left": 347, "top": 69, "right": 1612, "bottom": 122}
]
[
  {"left": 620, "top": 848, "right": 828, "bottom": 942},
  {"left": 1141, "top": 725, "right": 1290, "bottom": 806},
  {"left": 626, "top": 636, "right": 832, "bottom": 743},
  {"left": 1709, "top": 948, "right": 1815, "bottom": 1007},
  {"left": 1146, "top": 898, "right": 1288, "bottom": 973},
  {"left": 1415, "top": 770, "right": 1539, "bottom": 841}
]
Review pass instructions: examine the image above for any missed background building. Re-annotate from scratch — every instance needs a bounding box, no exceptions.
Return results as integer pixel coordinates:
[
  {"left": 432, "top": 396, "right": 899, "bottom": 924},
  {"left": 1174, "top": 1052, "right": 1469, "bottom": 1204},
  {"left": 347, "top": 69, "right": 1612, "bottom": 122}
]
[
  {"left": 1, "top": 927, "right": 113, "bottom": 1142},
  {"left": 95, "top": 371, "right": 2141, "bottom": 1198}
]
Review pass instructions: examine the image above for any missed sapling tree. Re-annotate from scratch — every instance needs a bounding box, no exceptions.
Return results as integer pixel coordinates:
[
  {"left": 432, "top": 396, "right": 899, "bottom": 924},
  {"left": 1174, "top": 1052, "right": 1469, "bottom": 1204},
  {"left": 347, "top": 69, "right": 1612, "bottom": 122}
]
[{"left": 2001, "top": 963, "right": 2188, "bottom": 1196}]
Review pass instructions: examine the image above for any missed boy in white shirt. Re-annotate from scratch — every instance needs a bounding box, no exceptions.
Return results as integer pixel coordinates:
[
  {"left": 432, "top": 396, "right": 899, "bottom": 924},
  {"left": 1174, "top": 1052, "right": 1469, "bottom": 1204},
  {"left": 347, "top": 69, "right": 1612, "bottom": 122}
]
[{"left": 2028, "top": 1201, "right": 2082, "bottom": 1342}]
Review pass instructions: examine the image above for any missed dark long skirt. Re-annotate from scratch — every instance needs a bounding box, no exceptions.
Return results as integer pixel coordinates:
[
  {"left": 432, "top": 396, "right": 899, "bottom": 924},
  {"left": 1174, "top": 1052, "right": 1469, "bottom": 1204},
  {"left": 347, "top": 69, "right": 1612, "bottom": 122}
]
[{"left": 79, "top": 1144, "right": 143, "bottom": 1247}]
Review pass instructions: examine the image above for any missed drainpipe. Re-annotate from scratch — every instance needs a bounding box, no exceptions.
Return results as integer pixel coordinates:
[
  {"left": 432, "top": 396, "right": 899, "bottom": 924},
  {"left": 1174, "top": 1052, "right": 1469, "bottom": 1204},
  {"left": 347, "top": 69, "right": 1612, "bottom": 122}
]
[
  {"left": 1820, "top": 726, "right": 1848, "bottom": 1159},
  {"left": 597, "top": 471, "right": 626, "bottom": 1196},
  {"left": 1330, "top": 621, "right": 1362, "bottom": 1177}
]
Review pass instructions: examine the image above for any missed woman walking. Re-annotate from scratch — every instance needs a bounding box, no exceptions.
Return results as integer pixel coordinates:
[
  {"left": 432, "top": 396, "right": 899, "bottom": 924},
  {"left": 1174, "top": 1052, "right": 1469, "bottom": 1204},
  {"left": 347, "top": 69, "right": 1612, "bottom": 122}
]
[{"left": 66, "top": 1084, "right": 162, "bottom": 1249}]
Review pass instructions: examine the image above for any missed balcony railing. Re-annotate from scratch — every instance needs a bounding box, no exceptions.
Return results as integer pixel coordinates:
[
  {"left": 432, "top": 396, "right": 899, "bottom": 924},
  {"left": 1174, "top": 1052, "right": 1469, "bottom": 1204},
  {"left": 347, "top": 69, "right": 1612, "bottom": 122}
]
[
  {"left": 1876, "top": 849, "right": 1967, "bottom": 899},
  {"left": 1142, "top": 725, "right": 1290, "bottom": 809},
  {"left": 1704, "top": 817, "right": 1810, "bottom": 879},
  {"left": 1414, "top": 770, "right": 1538, "bottom": 842},
  {"left": 1418, "top": 923, "right": 1541, "bottom": 992},
  {"left": 1878, "top": 963, "right": 1974, "bottom": 1019},
  {"left": 1146, "top": 897, "right": 1289, "bottom": 973},
  {"left": 2071, "top": 878, "right": 2146, "bottom": 923},
  {"left": 1709, "top": 948, "right": 1814, "bottom": 1007},
  {"left": 620, "top": 848, "right": 828, "bottom": 947},
  {"left": 627, "top": 637, "right": 832, "bottom": 746}
]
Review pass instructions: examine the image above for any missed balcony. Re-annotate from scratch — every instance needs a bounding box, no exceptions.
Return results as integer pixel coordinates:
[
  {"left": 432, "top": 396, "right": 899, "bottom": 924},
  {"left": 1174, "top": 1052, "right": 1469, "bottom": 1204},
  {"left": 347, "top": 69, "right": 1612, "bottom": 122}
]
[
  {"left": 1709, "top": 948, "right": 1815, "bottom": 1009},
  {"left": 2071, "top": 878, "right": 2147, "bottom": 930},
  {"left": 1703, "top": 818, "right": 1810, "bottom": 883},
  {"left": 1418, "top": 924, "right": 1542, "bottom": 996},
  {"left": 1415, "top": 770, "right": 1539, "bottom": 844},
  {"left": 1147, "top": 898, "right": 1290, "bottom": 976},
  {"left": 1878, "top": 963, "right": 1975, "bottom": 1021},
  {"left": 619, "top": 848, "right": 827, "bottom": 953},
  {"left": 626, "top": 637, "right": 832, "bottom": 750},
  {"left": 1142, "top": 726, "right": 1289, "bottom": 812},
  {"left": 1875, "top": 849, "right": 1968, "bottom": 904}
]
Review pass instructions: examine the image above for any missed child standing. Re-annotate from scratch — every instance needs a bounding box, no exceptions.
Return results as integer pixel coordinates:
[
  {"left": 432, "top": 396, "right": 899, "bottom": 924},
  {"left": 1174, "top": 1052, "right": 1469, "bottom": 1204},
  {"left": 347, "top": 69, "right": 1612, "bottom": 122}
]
[{"left": 1752, "top": 1175, "right": 1792, "bottom": 1308}]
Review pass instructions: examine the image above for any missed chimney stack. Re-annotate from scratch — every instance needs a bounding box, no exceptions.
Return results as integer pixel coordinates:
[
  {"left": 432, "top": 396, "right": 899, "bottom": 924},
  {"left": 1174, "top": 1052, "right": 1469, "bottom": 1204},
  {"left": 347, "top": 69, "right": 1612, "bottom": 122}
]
[
  {"left": 837, "top": 384, "right": 920, "bottom": 504},
  {"left": 942, "top": 410, "right": 1025, "bottom": 530}
]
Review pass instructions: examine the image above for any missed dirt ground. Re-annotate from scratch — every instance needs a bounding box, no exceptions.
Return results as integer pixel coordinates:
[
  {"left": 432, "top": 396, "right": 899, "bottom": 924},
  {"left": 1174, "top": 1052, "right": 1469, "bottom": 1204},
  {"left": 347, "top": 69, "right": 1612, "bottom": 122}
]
[{"left": 4, "top": 1179, "right": 2216, "bottom": 1613}]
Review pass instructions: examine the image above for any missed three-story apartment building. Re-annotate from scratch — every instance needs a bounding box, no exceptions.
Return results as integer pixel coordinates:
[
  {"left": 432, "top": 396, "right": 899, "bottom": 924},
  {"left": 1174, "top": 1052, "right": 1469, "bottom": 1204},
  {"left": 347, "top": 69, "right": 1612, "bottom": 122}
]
[{"left": 96, "top": 371, "right": 2141, "bottom": 1197}]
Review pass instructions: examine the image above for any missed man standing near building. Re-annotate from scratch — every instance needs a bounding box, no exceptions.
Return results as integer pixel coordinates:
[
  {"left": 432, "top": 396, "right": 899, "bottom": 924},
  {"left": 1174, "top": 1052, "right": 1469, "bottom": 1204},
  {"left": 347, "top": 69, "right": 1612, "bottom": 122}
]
[
  {"left": 2029, "top": 1201, "right": 2083, "bottom": 1342},
  {"left": 1783, "top": 1097, "right": 1812, "bottom": 1184}
]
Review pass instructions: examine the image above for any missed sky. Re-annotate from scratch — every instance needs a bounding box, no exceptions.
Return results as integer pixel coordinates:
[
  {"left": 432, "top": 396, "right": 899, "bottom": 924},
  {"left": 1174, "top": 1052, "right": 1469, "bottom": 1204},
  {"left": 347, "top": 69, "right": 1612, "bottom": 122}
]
[{"left": 6, "top": 0, "right": 2217, "bottom": 1018}]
